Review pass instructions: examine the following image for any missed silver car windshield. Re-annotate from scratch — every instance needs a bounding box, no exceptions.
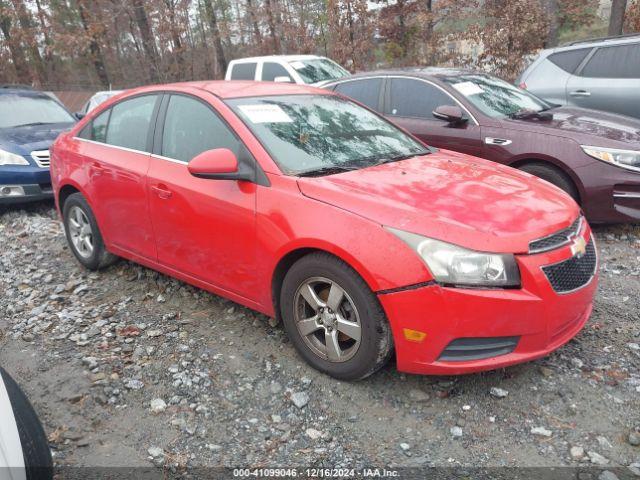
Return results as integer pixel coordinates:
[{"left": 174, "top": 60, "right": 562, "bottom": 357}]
[{"left": 441, "top": 74, "right": 552, "bottom": 119}]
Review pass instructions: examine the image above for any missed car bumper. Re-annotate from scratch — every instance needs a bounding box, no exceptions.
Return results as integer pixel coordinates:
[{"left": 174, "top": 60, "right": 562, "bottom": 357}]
[
  {"left": 0, "top": 167, "right": 53, "bottom": 204},
  {"left": 378, "top": 227, "right": 597, "bottom": 375},
  {"left": 577, "top": 160, "right": 640, "bottom": 223}
]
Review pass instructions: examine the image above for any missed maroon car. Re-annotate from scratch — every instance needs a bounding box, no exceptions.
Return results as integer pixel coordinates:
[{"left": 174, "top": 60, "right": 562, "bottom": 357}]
[{"left": 324, "top": 68, "right": 640, "bottom": 223}]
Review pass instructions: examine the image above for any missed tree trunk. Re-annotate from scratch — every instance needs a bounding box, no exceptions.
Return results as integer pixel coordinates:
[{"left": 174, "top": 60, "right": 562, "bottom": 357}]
[
  {"left": 132, "top": 0, "right": 160, "bottom": 83},
  {"left": 164, "top": 0, "right": 185, "bottom": 80},
  {"left": 545, "top": 0, "right": 560, "bottom": 47},
  {"left": 608, "top": 0, "right": 628, "bottom": 35},
  {"left": 10, "top": 0, "right": 45, "bottom": 83},
  {"left": 202, "top": 0, "right": 227, "bottom": 76},
  {"left": 76, "top": 0, "right": 111, "bottom": 88},
  {"left": 246, "top": 0, "right": 263, "bottom": 47},
  {"left": 0, "top": 7, "right": 31, "bottom": 81},
  {"left": 264, "top": 0, "right": 281, "bottom": 53}
]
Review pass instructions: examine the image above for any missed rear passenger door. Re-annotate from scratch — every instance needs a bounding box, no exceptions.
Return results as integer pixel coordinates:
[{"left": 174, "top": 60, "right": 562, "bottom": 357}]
[
  {"left": 567, "top": 43, "right": 640, "bottom": 118},
  {"left": 77, "top": 94, "right": 160, "bottom": 260},
  {"left": 384, "top": 77, "right": 484, "bottom": 157}
]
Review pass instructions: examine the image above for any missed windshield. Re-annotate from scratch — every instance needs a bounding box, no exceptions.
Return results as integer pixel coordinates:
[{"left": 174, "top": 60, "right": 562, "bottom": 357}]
[
  {"left": 441, "top": 74, "right": 552, "bottom": 118},
  {"left": 0, "top": 94, "right": 74, "bottom": 128},
  {"left": 290, "top": 59, "right": 350, "bottom": 84},
  {"left": 227, "top": 95, "right": 428, "bottom": 175}
]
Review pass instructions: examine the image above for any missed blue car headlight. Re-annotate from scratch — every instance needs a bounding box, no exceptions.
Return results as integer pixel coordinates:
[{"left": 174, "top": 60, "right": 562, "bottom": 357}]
[{"left": 0, "top": 149, "right": 29, "bottom": 166}]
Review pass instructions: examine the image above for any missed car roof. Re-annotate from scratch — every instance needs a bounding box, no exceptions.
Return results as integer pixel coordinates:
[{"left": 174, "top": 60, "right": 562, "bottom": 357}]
[
  {"left": 328, "top": 67, "right": 486, "bottom": 82},
  {"left": 0, "top": 87, "right": 55, "bottom": 98},
  {"left": 125, "top": 80, "right": 331, "bottom": 100},
  {"left": 544, "top": 34, "right": 640, "bottom": 55},
  {"left": 230, "top": 55, "right": 325, "bottom": 63}
]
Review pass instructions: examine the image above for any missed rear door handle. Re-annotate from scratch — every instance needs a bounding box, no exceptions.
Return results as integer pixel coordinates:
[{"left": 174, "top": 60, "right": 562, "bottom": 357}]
[
  {"left": 569, "top": 90, "right": 591, "bottom": 97},
  {"left": 151, "top": 184, "right": 172, "bottom": 200}
]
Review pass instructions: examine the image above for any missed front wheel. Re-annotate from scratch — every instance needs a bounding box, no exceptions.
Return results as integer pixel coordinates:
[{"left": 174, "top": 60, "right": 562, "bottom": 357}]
[{"left": 280, "top": 253, "right": 393, "bottom": 381}]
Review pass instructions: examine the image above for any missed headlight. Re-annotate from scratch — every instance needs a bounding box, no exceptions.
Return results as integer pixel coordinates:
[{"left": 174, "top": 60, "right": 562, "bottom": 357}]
[
  {"left": 386, "top": 227, "right": 521, "bottom": 288},
  {"left": 581, "top": 145, "right": 640, "bottom": 173},
  {"left": 0, "top": 149, "right": 29, "bottom": 166}
]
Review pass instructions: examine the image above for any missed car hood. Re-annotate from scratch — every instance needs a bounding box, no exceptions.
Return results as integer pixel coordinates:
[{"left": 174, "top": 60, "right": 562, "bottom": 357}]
[
  {"left": 503, "top": 107, "right": 640, "bottom": 149},
  {"left": 297, "top": 150, "right": 580, "bottom": 254},
  {"left": 0, "top": 122, "right": 73, "bottom": 155}
]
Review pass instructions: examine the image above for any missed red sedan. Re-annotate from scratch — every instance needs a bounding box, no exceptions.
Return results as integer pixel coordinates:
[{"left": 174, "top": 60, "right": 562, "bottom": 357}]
[{"left": 50, "top": 81, "right": 598, "bottom": 380}]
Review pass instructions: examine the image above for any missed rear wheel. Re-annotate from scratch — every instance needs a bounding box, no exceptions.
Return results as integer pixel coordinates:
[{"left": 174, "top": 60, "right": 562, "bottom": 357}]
[
  {"left": 0, "top": 367, "right": 53, "bottom": 480},
  {"left": 62, "top": 193, "right": 117, "bottom": 270},
  {"left": 518, "top": 162, "right": 579, "bottom": 202},
  {"left": 280, "top": 253, "right": 393, "bottom": 381}
]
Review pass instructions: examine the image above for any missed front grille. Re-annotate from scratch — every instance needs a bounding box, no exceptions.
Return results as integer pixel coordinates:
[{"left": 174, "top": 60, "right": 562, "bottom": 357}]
[
  {"left": 30, "top": 149, "right": 50, "bottom": 168},
  {"left": 542, "top": 239, "right": 596, "bottom": 293},
  {"left": 529, "top": 216, "right": 582, "bottom": 254},
  {"left": 438, "top": 336, "right": 520, "bottom": 361}
]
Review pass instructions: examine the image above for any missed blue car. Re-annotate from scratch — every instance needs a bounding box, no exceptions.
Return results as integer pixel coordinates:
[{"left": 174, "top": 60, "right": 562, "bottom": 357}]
[{"left": 0, "top": 87, "right": 76, "bottom": 204}]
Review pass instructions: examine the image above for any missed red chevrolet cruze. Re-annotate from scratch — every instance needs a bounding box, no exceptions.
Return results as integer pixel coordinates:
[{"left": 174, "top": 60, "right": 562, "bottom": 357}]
[{"left": 50, "top": 81, "right": 598, "bottom": 380}]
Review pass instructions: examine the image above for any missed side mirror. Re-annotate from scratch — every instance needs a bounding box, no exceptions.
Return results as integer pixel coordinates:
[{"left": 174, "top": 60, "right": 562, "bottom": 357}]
[
  {"left": 74, "top": 112, "right": 85, "bottom": 120},
  {"left": 273, "top": 76, "right": 293, "bottom": 83},
  {"left": 432, "top": 105, "right": 467, "bottom": 125},
  {"left": 188, "top": 148, "right": 253, "bottom": 181}
]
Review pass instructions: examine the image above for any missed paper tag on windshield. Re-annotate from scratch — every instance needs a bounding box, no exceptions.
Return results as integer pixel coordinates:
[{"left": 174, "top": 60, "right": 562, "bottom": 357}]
[
  {"left": 290, "top": 61, "right": 306, "bottom": 70},
  {"left": 238, "top": 104, "right": 293, "bottom": 123},
  {"left": 452, "top": 81, "right": 484, "bottom": 96}
]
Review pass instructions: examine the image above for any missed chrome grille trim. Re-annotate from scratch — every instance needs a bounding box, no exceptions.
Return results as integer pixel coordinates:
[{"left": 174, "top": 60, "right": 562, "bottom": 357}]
[
  {"left": 30, "top": 150, "right": 51, "bottom": 168},
  {"left": 529, "top": 216, "right": 582, "bottom": 254}
]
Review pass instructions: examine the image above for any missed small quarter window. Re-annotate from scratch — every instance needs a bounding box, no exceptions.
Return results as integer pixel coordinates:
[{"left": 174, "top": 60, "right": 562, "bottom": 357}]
[{"left": 548, "top": 48, "right": 591, "bottom": 74}]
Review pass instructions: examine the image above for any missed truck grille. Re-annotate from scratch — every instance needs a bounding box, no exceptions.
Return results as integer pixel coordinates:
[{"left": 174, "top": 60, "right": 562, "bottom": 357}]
[
  {"left": 541, "top": 239, "right": 596, "bottom": 293},
  {"left": 30, "top": 150, "right": 50, "bottom": 168},
  {"left": 529, "top": 216, "right": 582, "bottom": 254}
]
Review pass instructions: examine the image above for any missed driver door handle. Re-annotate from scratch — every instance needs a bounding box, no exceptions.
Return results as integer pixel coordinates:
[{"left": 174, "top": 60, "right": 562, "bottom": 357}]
[
  {"left": 151, "top": 184, "right": 172, "bottom": 200},
  {"left": 569, "top": 90, "right": 591, "bottom": 97}
]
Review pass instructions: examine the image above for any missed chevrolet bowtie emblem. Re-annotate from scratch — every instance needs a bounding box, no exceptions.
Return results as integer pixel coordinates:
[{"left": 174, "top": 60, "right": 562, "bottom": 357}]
[{"left": 571, "top": 236, "right": 587, "bottom": 257}]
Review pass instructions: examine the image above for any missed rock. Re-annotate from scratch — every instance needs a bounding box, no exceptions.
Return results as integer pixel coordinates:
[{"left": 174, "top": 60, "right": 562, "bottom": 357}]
[
  {"left": 450, "top": 426, "right": 463, "bottom": 438},
  {"left": 489, "top": 387, "right": 508, "bottom": 398},
  {"left": 125, "top": 379, "right": 144, "bottom": 390},
  {"left": 146, "top": 330, "right": 163, "bottom": 338},
  {"left": 531, "top": 426, "right": 552, "bottom": 437},
  {"left": 628, "top": 463, "right": 640, "bottom": 477},
  {"left": 408, "top": 388, "right": 430, "bottom": 402},
  {"left": 290, "top": 391, "right": 309, "bottom": 409},
  {"left": 147, "top": 446, "right": 164, "bottom": 458},
  {"left": 628, "top": 431, "right": 640, "bottom": 446},
  {"left": 21, "top": 333, "right": 34, "bottom": 342},
  {"left": 628, "top": 343, "right": 640, "bottom": 351},
  {"left": 305, "top": 428, "right": 323, "bottom": 440},
  {"left": 597, "top": 436, "right": 613, "bottom": 450},
  {"left": 598, "top": 471, "right": 619, "bottom": 480},
  {"left": 570, "top": 446, "right": 585, "bottom": 459},
  {"left": 588, "top": 451, "right": 609, "bottom": 465},
  {"left": 150, "top": 398, "right": 167, "bottom": 413},
  {"left": 539, "top": 366, "right": 553, "bottom": 377},
  {"left": 399, "top": 442, "right": 410, "bottom": 451},
  {"left": 571, "top": 357, "right": 584, "bottom": 369}
]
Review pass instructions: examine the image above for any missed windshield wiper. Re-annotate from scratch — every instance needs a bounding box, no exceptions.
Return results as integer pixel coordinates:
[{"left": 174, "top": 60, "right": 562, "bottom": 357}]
[
  {"left": 509, "top": 109, "right": 552, "bottom": 120},
  {"left": 12, "top": 122, "right": 53, "bottom": 128},
  {"left": 297, "top": 165, "right": 360, "bottom": 177},
  {"left": 368, "top": 151, "right": 429, "bottom": 167}
]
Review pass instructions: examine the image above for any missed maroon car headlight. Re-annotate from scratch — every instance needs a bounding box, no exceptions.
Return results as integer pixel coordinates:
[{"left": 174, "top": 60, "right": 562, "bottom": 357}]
[
  {"left": 386, "top": 227, "right": 521, "bottom": 288},
  {"left": 582, "top": 145, "right": 640, "bottom": 173}
]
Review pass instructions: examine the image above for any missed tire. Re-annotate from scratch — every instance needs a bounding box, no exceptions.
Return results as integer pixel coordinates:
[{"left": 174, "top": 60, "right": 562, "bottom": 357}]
[
  {"left": 62, "top": 192, "right": 117, "bottom": 270},
  {"left": 518, "top": 162, "right": 579, "bottom": 202},
  {"left": 0, "top": 367, "right": 53, "bottom": 480},
  {"left": 280, "top": 252, "right": 393, "bottom": 381}
]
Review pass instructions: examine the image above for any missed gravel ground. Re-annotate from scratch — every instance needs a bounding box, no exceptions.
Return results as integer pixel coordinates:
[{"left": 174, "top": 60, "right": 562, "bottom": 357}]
[{"left": 0, "top": 202, "right": 639, "bottom": 476}]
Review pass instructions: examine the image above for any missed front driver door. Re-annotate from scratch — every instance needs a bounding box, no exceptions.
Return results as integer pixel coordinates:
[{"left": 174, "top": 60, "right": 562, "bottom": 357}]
[
  {"left": 147, "top": 93, "right": 258, "bottom": 299},
  {"left": 384, "top": 77, "right": 484, "bottom": 157}
]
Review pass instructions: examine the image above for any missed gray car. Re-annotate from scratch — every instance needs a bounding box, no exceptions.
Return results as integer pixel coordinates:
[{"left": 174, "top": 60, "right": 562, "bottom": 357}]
[{"left": 518, "top": 34, "right": 640, "bottom": 119}]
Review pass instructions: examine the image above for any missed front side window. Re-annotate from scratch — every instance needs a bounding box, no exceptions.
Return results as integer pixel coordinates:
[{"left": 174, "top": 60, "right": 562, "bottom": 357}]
[
  {"left": 227, "top": 94, "right": 428, "bottom": 176},
  {"left": 580, "top": 44, "right": 640, "bottom": 78},
  {"left": 230, "top": 63, "right": 257, "bottom": 80},
  {"left": 333, "top": 78, "right": 383, "bottom": 111},
  {"left": 162, "top": 95, "right": 240, "bottom": 163},
  {"left": 289, "top": 58, "right": 350, "bottom": 84},
  {"left": 388, "top": 78, "right": 458, "bottom": 119},
  {"left": 441, "top": 74, "right": 551, "bottom": 119},
  {"left": 0, "top": 94, "right": 74, "bottom": 129},
  {"left": 262, "top": 62, "right": 291, "bottom": 82},
  {"left": 105, "top": 95, "right": 157, "bottom": 152}
]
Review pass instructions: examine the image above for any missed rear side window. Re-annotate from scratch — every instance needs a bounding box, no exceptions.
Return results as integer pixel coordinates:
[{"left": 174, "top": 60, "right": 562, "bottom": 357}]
[
  {"left": 106, "top": 95, "right": 157, "bottom": 152},
  {"left": 334, "top": 78, "right": 383, "bottom": 111},
  {"left": 230, "top": 63, "right": 257, "bottom": 80},
  {"left": 580, "top": 44, "right": 640, "bottom": 78},
  {"left": 161, "top": 95, "right": 241, "bottom": 163},
  {"left": 262, "top": 62, "right": 291, "bottom": 82},
  {"left": 547, "top": 48, "right": 591, "bottom": 73},
  {"left": 388, "top": 78, "right": 457, "bottom": 119}
]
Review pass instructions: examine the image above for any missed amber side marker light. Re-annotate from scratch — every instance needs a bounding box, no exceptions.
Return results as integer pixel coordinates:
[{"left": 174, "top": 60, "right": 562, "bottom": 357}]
[{"left": 403, "top": 328, "right": 427, "bottom": 343}]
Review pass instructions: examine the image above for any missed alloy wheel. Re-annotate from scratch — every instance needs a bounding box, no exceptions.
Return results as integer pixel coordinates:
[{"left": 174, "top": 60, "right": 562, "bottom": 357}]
[{"left": 68, "top": 206, "right": 94, "bottom": 259}]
